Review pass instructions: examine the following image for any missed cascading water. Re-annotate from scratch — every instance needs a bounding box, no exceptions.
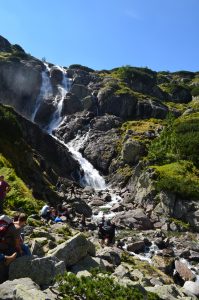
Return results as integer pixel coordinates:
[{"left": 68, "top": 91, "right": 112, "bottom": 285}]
[
  {"left": 47, "top": 66, "right": 72, "bottom": 134},
  {"left": 31, "top": 63, "right": 53, "bottom": 122},
  {"left": 32, "top": 64, "right": 121, "bottom": 212},
  {"left": 67, "top": 132, "right": 106, "bottom": 190}
]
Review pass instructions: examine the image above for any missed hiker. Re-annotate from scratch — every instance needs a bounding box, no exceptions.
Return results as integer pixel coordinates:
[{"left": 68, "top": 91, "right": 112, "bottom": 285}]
[
  {"left": 70, "top": 183, "right": 75, "bottom": 197},
  {"left": 13, "top": 213, "right": 31, "bottom": 256},
  {"left": 40, "top": 204, "right": 51, "bottom": 221},
  {"left": 0, "top": 176, "right": 10, "bottom": 214},
  {"left": 98, "top": 218, "right": 116, "bottom": 247},
  {"left": 0, "top": 215, "right": 22, "bottom": 258}
]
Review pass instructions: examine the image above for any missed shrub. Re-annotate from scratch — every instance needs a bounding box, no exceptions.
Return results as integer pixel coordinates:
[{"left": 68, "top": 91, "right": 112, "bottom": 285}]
[
  {"left": 153, "top": 161, "right": 199, "bottom": 199},
  {"left": 191, "top": 86, "right": 199, "bottom": 97},
  {"left": 56, "top": 271, "right": 160, "bottom": 300},
  {"left": 148, "top": 112, "right": 199, "bottom": 167}
]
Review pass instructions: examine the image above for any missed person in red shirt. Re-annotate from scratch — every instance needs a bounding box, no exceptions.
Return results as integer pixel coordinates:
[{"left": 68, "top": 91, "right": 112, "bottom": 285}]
[{"left": 0, "top": 176, "right": 10, "bottom": 214}]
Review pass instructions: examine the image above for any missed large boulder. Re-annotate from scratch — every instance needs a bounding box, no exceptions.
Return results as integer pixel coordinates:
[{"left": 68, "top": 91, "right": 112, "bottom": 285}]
[
  {"left": 48, "top": 233, "right": 96, "bottom": 266},
  {"left": 183, "top": 281, "right": 199, "bottom": 297},
  {"left": 0, "top": 277, "right": 47, "bottom": 300},
  {"left": 113, "top": 209, "right": 153, "bottom": 230},
  {"left": 122, "top": 139, "right": 145, "bottom": 164},
  {"left": 175, "top": 260, "right": 195, "bottom": 281},
  {"left": 9, "top": 256, "right": 65, "bottom": 286}
]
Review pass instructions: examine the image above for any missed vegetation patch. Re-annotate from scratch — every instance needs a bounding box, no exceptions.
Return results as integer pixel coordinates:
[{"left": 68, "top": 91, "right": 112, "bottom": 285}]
[
  {"left": 0, "top": 154, "right": 43, "bottom": 214},
  {"left": 56, "top": 269, "right": 160, "bottom": 300},
  {"left": 152, "top": 161, "right": 199, "bottom": 199}
]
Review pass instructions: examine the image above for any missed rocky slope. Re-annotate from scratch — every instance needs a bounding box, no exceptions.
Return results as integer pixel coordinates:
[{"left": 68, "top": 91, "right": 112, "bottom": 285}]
[{"left": 0, "top": 34, "right": 199, "bottom": 299}]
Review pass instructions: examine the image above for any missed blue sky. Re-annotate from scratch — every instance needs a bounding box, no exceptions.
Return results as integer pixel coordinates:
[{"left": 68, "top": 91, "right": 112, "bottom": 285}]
[{"left": 0, "top": 0, "right": 198, "bottom": 72}]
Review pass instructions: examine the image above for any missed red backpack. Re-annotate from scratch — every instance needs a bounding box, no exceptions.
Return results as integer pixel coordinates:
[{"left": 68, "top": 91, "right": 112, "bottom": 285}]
[{"left": 0, "top": 215, "right": 13, "bottom": 241}]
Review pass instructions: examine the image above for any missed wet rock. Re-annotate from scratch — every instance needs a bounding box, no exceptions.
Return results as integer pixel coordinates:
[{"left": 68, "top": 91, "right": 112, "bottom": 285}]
[{"left": 126, "top": 241, "right": 145, "bottom": 253}]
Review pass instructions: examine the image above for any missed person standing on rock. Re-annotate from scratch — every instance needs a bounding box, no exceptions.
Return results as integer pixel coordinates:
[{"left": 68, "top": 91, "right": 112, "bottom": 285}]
[{"left": 0, "top": 175, "right": 10, "bottom": 214}]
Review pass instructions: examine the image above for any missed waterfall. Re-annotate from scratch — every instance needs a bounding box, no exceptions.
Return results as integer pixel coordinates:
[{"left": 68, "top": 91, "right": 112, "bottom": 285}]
[
  {"left": 47, "top": 66, "right": 72, "bottom": 134},
  {"left": 32, "top": 65, "right": 110, "bottom": 191},
  {"left": 67, "top": 132, "right": 106, "bottom": 190},
  {"left": 31, "top": 63, "right": 52, "bottom": 122}
]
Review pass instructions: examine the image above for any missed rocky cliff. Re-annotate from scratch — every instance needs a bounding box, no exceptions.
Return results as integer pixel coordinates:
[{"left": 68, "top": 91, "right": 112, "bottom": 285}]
[{"left": 0, "top": 35, "right": 199, "bottom": 299}]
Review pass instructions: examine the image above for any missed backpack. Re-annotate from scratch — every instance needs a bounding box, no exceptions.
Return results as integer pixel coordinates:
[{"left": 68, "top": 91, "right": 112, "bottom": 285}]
[
  {"left": 102, "top": 221, "right": 112, "bottom": 234},
  {"left": 0, "top": 215, "right": 13, "bottom": 241}
]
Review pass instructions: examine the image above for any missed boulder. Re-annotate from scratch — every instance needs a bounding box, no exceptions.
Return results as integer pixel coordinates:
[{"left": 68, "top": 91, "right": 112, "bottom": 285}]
[
  {"left": 175, "top": 260, "right": 195, "bottom": 281},
  {"left": 126, "top": 241, "right": 145, "bottom": 253},
  {"left": 48, "top": 233, "right": 95, "bottom": 266},
  {"left": 96, "top": 247, "right": 121, "bottom": 265},
  {"left": 152, "top": 255, "right": 174, "bottom": 275},
  {"left": 122, "top": 139, "right": 144, "bottom": 164},
  {"left": 0, "top": 277, "right": 47, "bottom": 300},
  {"left": 30, "top": 237, "right": 48, "bottom": 256},
  {"left": 183, "top": 281, "right": 199, "bottom": 297},
  {"left": 146, "top": 284, "right": 186, "bottom": 300},
  {"left": 71, "top": 199, "right": 92, "bottom": 217},
  {"left": 113, "top": 209, "right": 153, "bottom": 230},
  {"left": 9, "top": 256, "right": 65, "bottom": 286},
  {"left": 70, "top": 255, "right": 113, "bottom": 273}
]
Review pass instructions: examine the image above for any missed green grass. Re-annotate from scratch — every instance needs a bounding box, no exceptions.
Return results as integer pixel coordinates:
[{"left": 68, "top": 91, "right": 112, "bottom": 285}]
[
  {"left": 0, "top": 154, "right": 43, "bottom": 214},
  {"left": 152, "top": 161, "right": 199, "bottom": 199}
]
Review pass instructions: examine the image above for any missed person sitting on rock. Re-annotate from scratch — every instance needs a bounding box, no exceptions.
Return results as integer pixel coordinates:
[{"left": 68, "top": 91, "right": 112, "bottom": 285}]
[
  {"left": 13, "top": 213, "right": 31, "bottom": 256},
  {"left": 57, "top": 204, "right": 71, "bottom": 221},
  {"left": 39, "top": 204, "right": 51, "bottom": 221},
  {"left": 0, "top": 215, "right": 22, "bottom": 258}
]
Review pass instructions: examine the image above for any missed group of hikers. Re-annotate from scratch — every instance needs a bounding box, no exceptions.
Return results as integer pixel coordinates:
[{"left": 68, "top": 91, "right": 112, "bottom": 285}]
[{"left": 0, "top": 174, "right": 117, "bottom": 268}]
